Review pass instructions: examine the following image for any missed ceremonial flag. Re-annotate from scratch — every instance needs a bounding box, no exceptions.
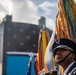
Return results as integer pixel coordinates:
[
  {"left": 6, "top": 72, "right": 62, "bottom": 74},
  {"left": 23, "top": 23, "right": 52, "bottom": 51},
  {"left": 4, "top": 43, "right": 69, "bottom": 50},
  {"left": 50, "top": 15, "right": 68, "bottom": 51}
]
[
  {"left": 55, "top": 0, "right": 76, "bottom": 74},
  {"left": 34, "top": 54, "right": 39, "bottom": 75},
  {"left": 58, "top": 0, "right": 76, "bottom": 41},
  {"left": 45, "top": 27, "right": 57, "bottom": 73},
  {"left": 57, "top": 0, "right": 71, "bottom": 39},
  {"left": 34, "top": 28, "right": 50, "bottom": 74},
  {"left": 26, "top": 53, "right": 33, "bottom": 75},
  {"left": 26, "top": 60, "right": 32, "bottom": 75}
]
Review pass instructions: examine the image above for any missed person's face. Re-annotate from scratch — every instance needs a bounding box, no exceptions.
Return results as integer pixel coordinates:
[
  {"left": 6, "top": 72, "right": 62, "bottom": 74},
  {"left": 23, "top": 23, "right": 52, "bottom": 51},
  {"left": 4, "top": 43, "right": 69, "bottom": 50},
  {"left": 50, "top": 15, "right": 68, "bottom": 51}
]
[{"left": 53, "top": 48, "right": 71, "bottom": 63}]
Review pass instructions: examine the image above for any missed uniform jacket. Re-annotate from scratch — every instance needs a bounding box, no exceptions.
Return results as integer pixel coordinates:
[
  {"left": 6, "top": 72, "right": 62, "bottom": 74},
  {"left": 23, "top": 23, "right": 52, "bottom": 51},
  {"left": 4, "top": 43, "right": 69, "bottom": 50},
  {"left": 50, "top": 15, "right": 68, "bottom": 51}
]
[{"left": 66, "top": 62, "right": 76, "bottom": 75}]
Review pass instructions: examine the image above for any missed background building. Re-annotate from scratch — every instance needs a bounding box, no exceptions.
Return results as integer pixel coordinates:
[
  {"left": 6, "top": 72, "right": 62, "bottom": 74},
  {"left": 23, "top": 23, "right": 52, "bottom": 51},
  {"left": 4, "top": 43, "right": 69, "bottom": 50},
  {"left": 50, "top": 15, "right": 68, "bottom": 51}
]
[{"left": 0, "top": 15, "right": 52, "bottom": 75}]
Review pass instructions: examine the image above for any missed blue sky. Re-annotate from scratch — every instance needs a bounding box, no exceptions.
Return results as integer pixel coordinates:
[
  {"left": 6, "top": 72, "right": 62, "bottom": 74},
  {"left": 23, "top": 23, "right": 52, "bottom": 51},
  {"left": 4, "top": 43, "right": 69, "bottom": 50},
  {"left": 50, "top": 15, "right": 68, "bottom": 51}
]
[{"left": 0, "top": 0, "right": 76, "bottom": 30}]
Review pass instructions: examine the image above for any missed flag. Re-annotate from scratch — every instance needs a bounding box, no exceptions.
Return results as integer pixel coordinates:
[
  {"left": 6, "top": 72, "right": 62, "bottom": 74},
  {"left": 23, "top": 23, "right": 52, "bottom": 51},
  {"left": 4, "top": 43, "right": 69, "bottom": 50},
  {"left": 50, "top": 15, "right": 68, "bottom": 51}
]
[
  {"left": 58, "top": 0, "right": 76, "bottom": 41},
  {"left": 70, "top": 0, "right": 76, "bottom": 20},
  {"left": 55, "top": 0, "right": 76, "bottom": 74},
  {"left": 57, "top": 0, "right": 71, "bottom": 39},
  {"left": 45, "top": 27, "right": 57, "bottom": 73},
  {"left": 26, "top": 60, "right": 32, "bottom": 75},
  {"left": 34, "top": 54, "right": 39, "bottom": 75},
  {"left": 34, "top": 28, "right": 50, "bottom": 74},
  {"left": 26, "top": 53, "right": 33, "bottom": 75},
  {"left": 39, "top": 28, "right": 50, "bottom": 73}
]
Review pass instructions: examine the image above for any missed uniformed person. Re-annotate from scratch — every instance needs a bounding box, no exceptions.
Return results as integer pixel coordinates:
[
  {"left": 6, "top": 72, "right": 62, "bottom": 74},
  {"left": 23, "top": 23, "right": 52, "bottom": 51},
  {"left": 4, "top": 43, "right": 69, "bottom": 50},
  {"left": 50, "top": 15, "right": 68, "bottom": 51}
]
[{"left": 52, "top": 38, "right": 76, "bottom": 75}]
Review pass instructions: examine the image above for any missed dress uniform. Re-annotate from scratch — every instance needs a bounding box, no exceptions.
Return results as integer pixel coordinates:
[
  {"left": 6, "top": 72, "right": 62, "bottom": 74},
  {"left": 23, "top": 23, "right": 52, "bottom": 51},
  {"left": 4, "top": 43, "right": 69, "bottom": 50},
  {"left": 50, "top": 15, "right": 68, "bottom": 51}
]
[
  {"left": 65, "top": 62, "right": 76, "bottom": 75},
  {"left": 52, "top": 38, "right": 76, "bottom": 75}
]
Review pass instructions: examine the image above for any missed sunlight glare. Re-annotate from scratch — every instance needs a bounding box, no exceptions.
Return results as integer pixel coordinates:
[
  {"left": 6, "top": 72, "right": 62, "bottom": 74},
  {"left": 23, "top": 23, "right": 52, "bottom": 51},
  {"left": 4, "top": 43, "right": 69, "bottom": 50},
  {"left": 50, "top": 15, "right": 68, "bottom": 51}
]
[{"left": 8, "top": 1, "right": 12, "bottom": 15}]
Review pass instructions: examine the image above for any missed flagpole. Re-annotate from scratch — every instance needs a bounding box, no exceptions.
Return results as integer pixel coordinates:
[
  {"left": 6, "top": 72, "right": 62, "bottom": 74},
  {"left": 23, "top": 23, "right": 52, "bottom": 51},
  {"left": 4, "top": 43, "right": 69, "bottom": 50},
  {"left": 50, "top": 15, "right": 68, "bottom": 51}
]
[{"left": 26, "top": 52, "right": 34, "bottom": 75}]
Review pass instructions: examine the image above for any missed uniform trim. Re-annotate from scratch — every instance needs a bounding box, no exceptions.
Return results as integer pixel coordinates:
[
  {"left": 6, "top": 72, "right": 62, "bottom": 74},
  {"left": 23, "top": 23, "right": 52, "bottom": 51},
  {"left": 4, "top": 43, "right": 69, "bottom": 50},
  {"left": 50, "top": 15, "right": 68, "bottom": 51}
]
[{"left": 69, "top": 67, "right": 76, "bottom": 75}]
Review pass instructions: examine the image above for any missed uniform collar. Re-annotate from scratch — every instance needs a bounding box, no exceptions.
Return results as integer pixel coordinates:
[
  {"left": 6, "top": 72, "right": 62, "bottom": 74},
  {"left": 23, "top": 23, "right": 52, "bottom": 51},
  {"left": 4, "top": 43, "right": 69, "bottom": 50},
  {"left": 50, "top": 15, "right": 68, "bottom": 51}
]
[{"left": 64, "top": 62, "right": 75, "bottom": 75}]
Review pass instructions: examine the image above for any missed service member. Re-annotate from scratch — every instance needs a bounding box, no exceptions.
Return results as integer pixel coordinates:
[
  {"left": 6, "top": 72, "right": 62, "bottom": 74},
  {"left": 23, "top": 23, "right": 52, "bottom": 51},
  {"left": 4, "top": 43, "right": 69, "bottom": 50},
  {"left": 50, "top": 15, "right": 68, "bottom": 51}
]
[{"left": 52, "top": 38, "right": 76, "bottom": 75}]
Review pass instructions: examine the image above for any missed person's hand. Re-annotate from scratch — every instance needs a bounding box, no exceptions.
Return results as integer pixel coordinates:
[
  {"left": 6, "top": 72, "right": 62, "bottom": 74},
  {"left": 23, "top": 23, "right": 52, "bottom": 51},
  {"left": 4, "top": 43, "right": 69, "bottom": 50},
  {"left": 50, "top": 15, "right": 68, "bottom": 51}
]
[{"left": 52, "top": 71, "right": 57, "bottom": 75}]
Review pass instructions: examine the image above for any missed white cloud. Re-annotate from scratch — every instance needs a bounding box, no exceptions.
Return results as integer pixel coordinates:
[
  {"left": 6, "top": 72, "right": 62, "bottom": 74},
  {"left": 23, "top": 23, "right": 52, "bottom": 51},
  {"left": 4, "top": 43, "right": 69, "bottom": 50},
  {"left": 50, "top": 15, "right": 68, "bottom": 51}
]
[
  {"left": 12, "top": 0, "right": 39, "bottom": 25},
  {"left": 0, "top": 0, "right": 57, "bottom": 30},
  {"left": 0, "top": 0, "right": 13, "bottom": 14},
  {"left": 39, "top": 1, "right": 57, "bottom": 8},
  {"left": 46, "top": 17, "right": 55, "bottom": 30},
  {"left": 74, "top": 0, "right": 76, "bottom": 3},
  {"left": 0, "top": 0, "right": 13, "bottom": 20},
  {"left": 38, "top": 1, "right": 57, "bottom": 16},
  {"left": 38, "top": 1, "right": 57, "bottom": 29}
]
